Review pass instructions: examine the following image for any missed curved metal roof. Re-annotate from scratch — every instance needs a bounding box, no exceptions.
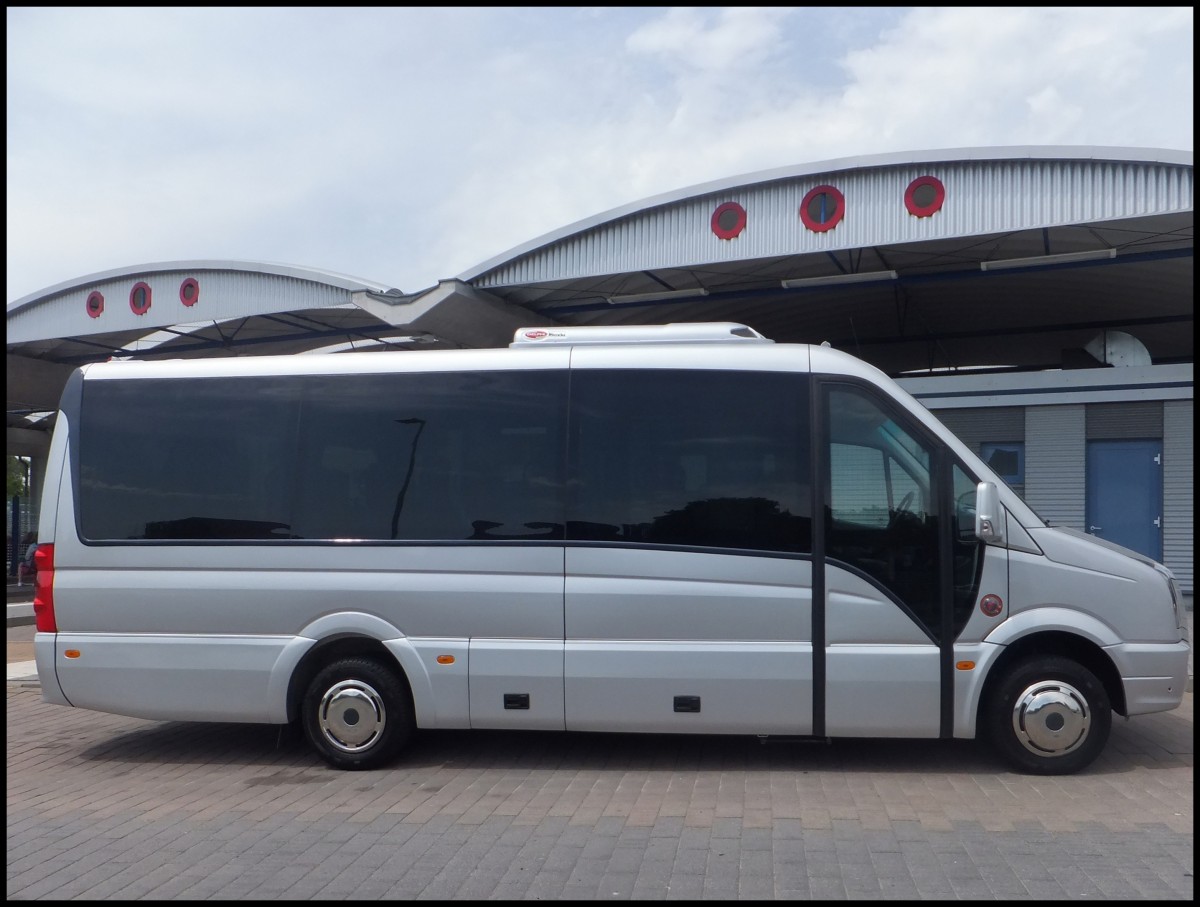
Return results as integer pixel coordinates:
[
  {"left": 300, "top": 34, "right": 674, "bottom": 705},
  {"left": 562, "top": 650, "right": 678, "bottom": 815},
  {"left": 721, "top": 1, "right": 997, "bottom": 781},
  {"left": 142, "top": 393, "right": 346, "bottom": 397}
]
[
  {"left": 456, "top": 145, "right": 1193, "bottom": 377},
  {"left": 6, "top": 259, "right": 399, "bottom": 313},
  {"left": 7, "top": 147, "right": 1194, "bottom": 451},
  {"left": 4, "top": 256, "right": 537, "bottom": 441},
  {"left": 6, "top": 260, "right": 399, "bottom": 352},
  {"left": 458, "top": 145, "right": 1192, "bottom": 284},
  {"left": 5, "top": 260, "right": 519, "bottom": 438}
]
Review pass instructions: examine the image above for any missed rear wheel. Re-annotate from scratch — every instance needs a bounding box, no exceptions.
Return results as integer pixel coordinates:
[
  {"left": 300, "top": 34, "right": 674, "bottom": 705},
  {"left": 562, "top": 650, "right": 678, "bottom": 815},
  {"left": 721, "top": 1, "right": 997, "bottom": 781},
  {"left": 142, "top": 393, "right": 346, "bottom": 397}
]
[
  {"left": 984, "top": 655, "right": 1111, "bottom": 775},
  {"left": 302, "top": 656, "right": 413, "bottom": 770}
]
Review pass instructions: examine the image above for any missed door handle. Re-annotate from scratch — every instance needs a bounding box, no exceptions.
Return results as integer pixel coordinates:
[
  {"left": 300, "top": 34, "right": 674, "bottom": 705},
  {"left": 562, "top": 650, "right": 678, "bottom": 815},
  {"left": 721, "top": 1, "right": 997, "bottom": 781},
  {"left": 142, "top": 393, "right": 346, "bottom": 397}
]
[{"left": 1088, "top": 525, "right": 1102, "bottom": 532}]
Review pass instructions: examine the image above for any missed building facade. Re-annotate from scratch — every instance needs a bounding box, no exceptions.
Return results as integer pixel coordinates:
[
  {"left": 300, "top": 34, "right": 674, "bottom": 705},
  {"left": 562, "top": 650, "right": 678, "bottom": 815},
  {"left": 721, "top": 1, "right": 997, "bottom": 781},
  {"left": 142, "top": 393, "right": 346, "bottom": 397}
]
[{"left": 6, "top": 146, "right": 1194, "bottom": 590}]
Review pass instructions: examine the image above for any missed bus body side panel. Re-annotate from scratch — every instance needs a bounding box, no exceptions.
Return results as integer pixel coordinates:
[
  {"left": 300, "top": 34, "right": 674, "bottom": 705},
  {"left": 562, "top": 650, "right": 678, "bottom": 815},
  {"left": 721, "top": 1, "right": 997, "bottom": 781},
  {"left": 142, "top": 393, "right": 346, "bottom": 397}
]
[
  {"left": 49, "top": 531, "right": 564, "bottom": 726},
  {"left": 34, "top": 636, "right": 68, "bottom": 707},
  {"left": 52, "top": 633, "right": 295, "bottom": 723},
  {"left": 563, "top": 547, "right": 813, "bottom": 735},
  {"left": 823, "top": 564, "right": 940, "bottom": 737},
  {"left": 950, "top": 540, "right": 1009, "bottom": 738},
  {"left": 467, "top": 639, "right": 565, "bottom": 730},
  {"left": 385, "top": 637, "right": 470, "bottom": 729},
  {"left": 48, "top": 545, "right": 563, "bottom": 639},
  {"left": 35, "top": 399, "right": 72, "bottom": 706}
]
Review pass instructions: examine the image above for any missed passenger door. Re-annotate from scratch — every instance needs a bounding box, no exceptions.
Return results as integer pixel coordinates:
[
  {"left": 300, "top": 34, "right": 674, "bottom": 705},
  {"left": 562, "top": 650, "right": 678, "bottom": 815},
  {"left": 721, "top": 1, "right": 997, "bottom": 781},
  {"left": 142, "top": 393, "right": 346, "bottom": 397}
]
[{"left": 818, "top": 383, "right": 986, "bottom": 738}]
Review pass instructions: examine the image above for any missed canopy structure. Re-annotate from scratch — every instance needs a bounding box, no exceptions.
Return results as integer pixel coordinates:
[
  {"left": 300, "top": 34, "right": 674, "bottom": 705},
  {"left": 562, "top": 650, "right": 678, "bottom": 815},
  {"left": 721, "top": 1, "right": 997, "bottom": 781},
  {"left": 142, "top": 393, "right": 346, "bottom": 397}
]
[
  {"left": 4, "top": 146, "right": 1195, "bottom": 593},
  {"left": 6, "top": 261, "right": 531, "bottom": 447},
  {"left": 457, "top": 146, "right": 1193, "bottom": 378},
  {"left": 6, "top": 148, "right": 1194, "bottom": 527}
]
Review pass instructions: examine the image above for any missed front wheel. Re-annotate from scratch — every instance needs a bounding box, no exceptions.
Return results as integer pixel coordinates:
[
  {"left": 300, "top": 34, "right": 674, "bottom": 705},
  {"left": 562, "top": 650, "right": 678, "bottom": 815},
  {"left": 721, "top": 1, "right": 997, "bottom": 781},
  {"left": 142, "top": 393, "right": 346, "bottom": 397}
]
[
  {"left": 984, "top": 656, "right": 1111, "bottom": 775},
  {"left": 302, "top": 657, "right": 413, "bottom": 770}
]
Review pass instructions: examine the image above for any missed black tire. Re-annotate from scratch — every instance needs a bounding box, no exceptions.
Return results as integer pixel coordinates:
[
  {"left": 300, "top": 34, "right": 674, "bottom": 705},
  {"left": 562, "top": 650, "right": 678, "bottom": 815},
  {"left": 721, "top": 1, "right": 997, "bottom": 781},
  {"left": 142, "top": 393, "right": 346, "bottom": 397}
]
[
  {"left": 983, "top": 655, "right": 1111, "bottom": 775},
  {"left": 301, "top": 656, "right": 414, "bottom": 770}
]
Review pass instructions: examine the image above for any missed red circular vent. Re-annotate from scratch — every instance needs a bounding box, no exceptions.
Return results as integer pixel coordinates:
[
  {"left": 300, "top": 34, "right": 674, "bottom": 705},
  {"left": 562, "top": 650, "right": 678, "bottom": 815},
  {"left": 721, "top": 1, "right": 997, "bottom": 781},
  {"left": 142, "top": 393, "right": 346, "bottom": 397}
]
[
  {"left": 799, "top": 185, "right": 845, "bottom": 233},
  {"left": 905, "top": 175, "right": 946, "bottom": 218},
  {"left": 129, "top": 282, "right": 152, "bottom": 316},
  {"left": 180, "top": 278, "right": 200, "bottom": 307},
  {"left": 710, "top": 202, "right": 747, "bottom": 240}
]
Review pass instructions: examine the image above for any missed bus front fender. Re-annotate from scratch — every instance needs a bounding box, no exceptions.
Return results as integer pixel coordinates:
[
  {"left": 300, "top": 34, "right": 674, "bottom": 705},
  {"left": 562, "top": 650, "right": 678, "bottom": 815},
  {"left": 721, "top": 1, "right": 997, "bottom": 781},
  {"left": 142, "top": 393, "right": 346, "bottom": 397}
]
[{"left": 983, "top": 607, "right": 1122, "bottom": 649}]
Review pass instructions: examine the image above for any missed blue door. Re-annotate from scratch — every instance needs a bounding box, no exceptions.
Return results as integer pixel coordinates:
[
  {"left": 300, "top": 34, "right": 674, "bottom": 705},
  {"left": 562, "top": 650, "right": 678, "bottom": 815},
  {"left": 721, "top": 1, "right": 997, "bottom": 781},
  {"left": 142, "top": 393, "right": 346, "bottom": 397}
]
[{"left": 1085, "top": 440, "right": 1162, "bottom": 561}]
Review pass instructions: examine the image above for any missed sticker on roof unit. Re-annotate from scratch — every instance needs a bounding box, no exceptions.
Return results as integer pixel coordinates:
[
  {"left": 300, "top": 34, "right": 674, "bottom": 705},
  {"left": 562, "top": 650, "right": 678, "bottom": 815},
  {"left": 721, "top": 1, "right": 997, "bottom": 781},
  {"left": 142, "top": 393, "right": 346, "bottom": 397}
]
[{"left": 522, "top": 330, "right": 568, "bottom": 341}]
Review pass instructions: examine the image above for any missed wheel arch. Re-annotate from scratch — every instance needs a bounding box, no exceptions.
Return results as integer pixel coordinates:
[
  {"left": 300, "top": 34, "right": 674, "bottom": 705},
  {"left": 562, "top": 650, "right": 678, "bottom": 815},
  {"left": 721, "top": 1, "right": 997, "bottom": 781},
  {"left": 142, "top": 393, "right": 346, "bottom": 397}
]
[
  {"left": 284, "top": 611, "right": 431, "bottom": 725},
  {"left": 980, "top": 629, "right": 1127, "bottom": 719},
  {"left": 286, "top": 633, "right": 408, "bottom": 724}
]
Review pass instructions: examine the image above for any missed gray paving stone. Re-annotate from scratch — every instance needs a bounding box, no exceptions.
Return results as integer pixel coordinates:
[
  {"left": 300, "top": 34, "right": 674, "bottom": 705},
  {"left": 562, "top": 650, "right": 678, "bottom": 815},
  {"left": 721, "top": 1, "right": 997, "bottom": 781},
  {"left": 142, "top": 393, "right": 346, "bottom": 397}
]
[{"left": 5, "top": 686, "right": 1193, "bottom": 900}]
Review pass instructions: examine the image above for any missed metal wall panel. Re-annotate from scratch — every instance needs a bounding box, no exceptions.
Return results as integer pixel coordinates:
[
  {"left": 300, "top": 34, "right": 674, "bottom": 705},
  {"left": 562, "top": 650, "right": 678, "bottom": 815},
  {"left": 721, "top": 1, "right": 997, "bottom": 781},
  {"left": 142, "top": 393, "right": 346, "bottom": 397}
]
[
  {"left": 1025, "top": 405, "right": 1086, "bottom": 530},
  {"left": 1086, "top": 402, "right": 1165, "bottom": 439},
  {"left": 474, "top": 158, "right": 1194, "bottom": 287},
  {"left": 1163, "top": 400, "right": 1194, "bottom": 594},
  {"left": 931, "top": 407, "right": 1025, "bottom": 452},
  {"left": 931, "top": 407, "right": 1027, "bottom": 497},
  {"left": 900, "top": 364, "right": 1194, "bottom": 410}
]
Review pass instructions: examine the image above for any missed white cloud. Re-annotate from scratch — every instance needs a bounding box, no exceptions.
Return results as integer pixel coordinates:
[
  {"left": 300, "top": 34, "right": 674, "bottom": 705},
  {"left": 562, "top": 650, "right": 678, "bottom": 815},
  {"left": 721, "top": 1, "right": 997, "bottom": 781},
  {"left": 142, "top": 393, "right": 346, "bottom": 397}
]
[
  {"left": 832, "top": 6, "right": 1194, "bottom": 150},
  {"left": 625, "top": 6, "right": 792, "bottom": 72},
  {"left": 6, "top": 6, "right": 1193, "bottom": 304}
]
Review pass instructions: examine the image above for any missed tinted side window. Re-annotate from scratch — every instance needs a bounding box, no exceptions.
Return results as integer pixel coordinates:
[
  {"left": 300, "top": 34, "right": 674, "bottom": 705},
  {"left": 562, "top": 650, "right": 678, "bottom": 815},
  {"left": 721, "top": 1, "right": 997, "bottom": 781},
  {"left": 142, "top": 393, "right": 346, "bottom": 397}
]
[
  {"left": 568, "top": 370, "right": 811, "bottom": 553},
  {"left": 292, "top": 371, "right": 566, "bottom": 541},
  {"left": 79, "top": 371, "right": 567, "bottom": 542},
  {"left": 825, "top": 384, "right": 941, "bottom": 634},
  {"left": 80, "top": 377, "right": 300, "bottom": 540}
]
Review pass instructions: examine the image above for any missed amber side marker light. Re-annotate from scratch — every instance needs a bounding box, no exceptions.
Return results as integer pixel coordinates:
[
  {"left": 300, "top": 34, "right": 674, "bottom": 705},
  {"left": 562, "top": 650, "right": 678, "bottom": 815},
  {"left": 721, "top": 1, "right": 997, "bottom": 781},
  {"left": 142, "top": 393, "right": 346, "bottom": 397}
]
[
  {"left": 65, "top": 650, "right": 81, "bottom": 659},
  {"left": 436, "top": 655, "right": 456, "bottom": 665},
  {"left": 956, "top": 661, "right": 976, "bottom": 671}
]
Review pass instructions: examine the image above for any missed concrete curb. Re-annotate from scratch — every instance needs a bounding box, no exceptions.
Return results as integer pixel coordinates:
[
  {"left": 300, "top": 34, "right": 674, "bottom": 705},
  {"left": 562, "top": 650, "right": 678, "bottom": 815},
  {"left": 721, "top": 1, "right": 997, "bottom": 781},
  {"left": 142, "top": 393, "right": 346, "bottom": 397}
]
[{"left": 8, "top": 602, "right": 34, "bottom": 628}]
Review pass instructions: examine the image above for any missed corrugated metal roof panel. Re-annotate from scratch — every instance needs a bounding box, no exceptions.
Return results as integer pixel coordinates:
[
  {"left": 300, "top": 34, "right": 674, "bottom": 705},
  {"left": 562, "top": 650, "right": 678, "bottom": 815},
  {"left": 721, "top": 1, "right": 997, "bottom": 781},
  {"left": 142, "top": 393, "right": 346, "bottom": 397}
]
[
  {"left": 472, "top": 157, "right": 1193, "bottom": 288},
  {"left": 6, "top": 263, "right": 387, "bottom": 345}
]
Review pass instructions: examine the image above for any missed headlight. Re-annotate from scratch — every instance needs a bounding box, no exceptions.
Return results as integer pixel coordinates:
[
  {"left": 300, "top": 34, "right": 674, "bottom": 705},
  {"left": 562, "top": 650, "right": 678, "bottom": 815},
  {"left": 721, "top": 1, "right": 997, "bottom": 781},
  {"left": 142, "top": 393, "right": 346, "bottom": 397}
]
[
  {"left": 1169, "top": 578, "right": 1185, "bottom": 635},
  {"left": 1154, "top": 563, "right": 1184, "bottom": 631}
]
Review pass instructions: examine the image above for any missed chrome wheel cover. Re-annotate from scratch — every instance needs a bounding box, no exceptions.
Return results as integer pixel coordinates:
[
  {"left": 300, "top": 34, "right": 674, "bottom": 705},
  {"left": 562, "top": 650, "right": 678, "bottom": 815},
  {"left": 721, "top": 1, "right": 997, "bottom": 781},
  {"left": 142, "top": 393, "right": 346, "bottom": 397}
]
[
  {"left": 1011, "top": 679, "right": 1090, "bottom": 757},
  {"left": 317, "top": 679, "right": 387, "bottom": 753}
]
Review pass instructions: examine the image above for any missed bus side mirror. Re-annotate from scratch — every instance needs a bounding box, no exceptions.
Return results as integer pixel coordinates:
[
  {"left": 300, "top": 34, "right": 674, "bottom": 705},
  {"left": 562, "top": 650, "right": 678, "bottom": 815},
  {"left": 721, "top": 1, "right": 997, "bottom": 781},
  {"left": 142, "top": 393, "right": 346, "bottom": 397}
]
[{"left": 975, "top": 482, "right": 1005, "bottom": 544}]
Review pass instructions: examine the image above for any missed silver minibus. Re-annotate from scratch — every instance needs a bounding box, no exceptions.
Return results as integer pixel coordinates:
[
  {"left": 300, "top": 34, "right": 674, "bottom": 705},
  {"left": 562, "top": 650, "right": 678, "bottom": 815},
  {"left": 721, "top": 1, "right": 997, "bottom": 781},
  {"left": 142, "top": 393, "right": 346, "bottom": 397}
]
[{"left": 31, "top": 323, "right": 1190, "bottom": 773}]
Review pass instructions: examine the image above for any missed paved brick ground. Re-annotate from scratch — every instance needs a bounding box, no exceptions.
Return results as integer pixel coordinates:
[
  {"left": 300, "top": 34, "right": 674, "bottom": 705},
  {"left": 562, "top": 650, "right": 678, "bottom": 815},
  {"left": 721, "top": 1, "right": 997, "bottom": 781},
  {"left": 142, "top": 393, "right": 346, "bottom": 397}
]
[{"left": 6, "top": 683, "right": 1192, "bottom": 900}]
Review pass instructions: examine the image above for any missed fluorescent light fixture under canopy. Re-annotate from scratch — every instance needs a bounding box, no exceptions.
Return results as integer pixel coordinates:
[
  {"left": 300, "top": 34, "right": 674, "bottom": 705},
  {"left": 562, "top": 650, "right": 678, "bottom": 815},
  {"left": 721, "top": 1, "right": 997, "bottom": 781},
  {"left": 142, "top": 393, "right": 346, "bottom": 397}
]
[
  {"left": 780, "top": 270, "right": 898, "bottom": 289},
  {"left": 606, "top": 288, "right": 709, "bottom": 305},
  {"left": 980, "top": 249, "right": 1117, "bottom": 271}
]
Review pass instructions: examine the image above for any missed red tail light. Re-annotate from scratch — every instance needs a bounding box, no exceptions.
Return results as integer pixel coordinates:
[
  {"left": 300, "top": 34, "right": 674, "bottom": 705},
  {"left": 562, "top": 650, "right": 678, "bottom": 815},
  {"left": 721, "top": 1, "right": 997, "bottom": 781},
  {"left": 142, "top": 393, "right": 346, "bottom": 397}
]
[{"left": 33, "top": 543, "right": 56, "bottom": 633}]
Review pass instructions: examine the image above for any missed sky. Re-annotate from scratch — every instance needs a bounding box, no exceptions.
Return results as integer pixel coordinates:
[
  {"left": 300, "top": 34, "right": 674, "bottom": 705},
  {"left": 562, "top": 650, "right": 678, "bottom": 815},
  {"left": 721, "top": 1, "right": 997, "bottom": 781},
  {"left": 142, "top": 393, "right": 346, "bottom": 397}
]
[{"left": 5, "top": 6, "right": 1194, "bottom": 305}]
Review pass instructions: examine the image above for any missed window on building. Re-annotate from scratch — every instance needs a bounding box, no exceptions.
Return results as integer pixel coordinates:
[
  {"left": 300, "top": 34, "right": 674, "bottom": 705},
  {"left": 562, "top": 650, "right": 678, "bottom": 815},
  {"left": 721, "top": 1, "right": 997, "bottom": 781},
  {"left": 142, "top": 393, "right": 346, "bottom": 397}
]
[{"left": 980, "top": 442, "right": 1025, "bottom": 493}]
